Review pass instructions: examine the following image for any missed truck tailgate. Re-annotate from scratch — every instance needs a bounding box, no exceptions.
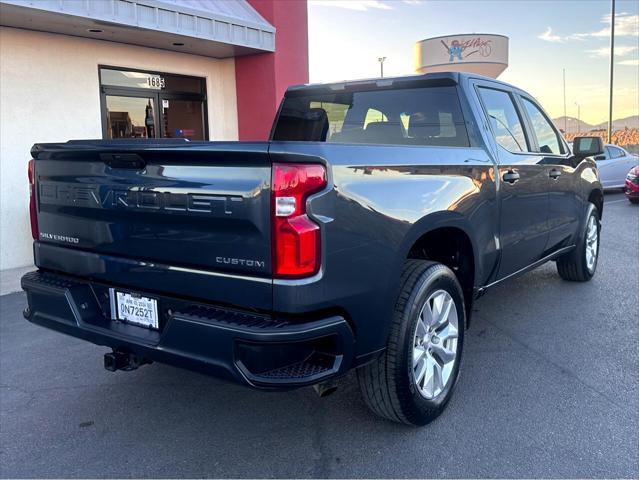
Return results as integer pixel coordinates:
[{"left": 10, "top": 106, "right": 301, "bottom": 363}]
[{"left": 32, "top": 141, "right": 272, "bottom": 307}]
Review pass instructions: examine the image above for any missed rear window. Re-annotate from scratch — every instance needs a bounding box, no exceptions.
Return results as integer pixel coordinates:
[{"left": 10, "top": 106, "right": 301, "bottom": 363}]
[{"left": 272, "top": 86, "right": 469, "bottom": 147}]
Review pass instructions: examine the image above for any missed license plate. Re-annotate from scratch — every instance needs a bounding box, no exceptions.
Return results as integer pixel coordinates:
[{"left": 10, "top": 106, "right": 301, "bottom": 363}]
[{"left": 110, "top": 289, "right": 159, "bottom": 329}]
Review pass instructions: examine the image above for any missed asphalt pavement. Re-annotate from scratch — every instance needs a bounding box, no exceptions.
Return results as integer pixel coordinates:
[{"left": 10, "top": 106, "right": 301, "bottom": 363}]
[{"left": 1, "top": 191, "right": 637, "bottom": 478}]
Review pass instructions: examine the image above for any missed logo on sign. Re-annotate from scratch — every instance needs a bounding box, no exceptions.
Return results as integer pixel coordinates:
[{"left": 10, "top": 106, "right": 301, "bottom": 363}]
[{"left": 441, "top": 37, "right": 492, "bottom": 63}]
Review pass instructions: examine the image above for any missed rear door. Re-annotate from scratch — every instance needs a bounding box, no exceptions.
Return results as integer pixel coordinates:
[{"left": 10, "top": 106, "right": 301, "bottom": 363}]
[
  {"left": 598, "top": 145, "right": 635, "bottom": 188},
  {"left": 518, "top": 95, "right": 581, "bottom": 253},
  {"left": 474, "top": 83, "right": 549, "bottom": 278}
]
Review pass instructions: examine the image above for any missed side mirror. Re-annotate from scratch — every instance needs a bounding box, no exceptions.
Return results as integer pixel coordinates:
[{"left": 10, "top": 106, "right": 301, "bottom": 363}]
[
  {"left": 594, "top": 154, "right": 606, "bottom": 161},
  {"left": 573, "top": 136, "right": 604, "bottom": 158}
]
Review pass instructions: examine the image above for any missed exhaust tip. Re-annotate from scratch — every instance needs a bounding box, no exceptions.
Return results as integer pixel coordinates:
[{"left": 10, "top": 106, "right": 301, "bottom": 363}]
[{"left": 313, "top": 381, "right": 338, "bottom": 398}]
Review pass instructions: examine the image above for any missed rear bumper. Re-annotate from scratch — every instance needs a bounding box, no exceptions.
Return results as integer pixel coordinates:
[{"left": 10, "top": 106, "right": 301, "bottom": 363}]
[{"left": 21, "top": 270, "right": 355, "bottom": 388}]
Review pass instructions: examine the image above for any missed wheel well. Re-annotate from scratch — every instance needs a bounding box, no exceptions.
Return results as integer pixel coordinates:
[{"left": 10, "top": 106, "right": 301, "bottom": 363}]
[
  {"left": 407, "top": 227, "right": 475, "bottom": 320},
  {"left": 588, "top": 189, "right": 603, "bottom": 219}
]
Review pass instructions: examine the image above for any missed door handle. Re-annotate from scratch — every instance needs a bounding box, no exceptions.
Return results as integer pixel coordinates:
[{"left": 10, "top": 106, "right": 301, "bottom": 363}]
[
  {"left": 549, "top": 168, "right": 562, "bottom": 179},
  {"left": 502, "top": 170, "right": 520, "bottom": 184},
  {"left": 100, "top": 153, "right": 146, "bottom": 170}
]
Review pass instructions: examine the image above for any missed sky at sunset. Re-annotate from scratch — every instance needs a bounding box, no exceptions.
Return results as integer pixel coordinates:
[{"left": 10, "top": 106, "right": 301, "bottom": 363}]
[{"left": 307, "top": 0, "right": 639, "bottom": 125}]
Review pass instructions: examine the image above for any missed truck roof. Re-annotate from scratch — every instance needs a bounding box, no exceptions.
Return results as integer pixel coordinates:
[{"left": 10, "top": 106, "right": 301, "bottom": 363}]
[{"left": 285, "top": 71, "right": 523, "bottom": 96}]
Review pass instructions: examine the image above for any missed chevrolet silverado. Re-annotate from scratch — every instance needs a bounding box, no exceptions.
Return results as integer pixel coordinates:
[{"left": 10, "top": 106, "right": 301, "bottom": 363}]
[{"left": 22, "top": 72, "right": 604, "bottom": 425}]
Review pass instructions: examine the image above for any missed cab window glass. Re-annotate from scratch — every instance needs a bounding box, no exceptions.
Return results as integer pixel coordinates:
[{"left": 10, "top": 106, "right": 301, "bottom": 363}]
[
  {"left": 364, "top": 108, "right": 388, "bottom": 128},
  {"left": 521, "top": 98, "right": 564, "bottom": 154},
  {"left": 309, "top": 101, "right": 350, "bottom": 139},
  {"left": 400, "top": 112, "right": 410, "bottom": 132},
  {"left": 478, "top": 87, "right": 528, "bottom": 152},
  {"left": 274, "top": 86, "right": 470, "bottom": 147}
]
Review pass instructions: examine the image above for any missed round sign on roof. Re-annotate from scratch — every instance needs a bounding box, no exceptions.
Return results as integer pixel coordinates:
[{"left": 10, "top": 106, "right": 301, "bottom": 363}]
[{"left": 415, "top": 34, "right": 509, "bottom": 78}]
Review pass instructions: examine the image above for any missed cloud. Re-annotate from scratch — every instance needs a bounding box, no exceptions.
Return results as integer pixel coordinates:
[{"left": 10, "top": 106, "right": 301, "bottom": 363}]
[
  {"left": 572, "top": 13, "right": 639, "bottom": 39},
  {"left": 587, "top": 45, "right": 639, "bottom": 58},
  {"left": 402, "top": 0, "right": 424, "bottom": 4},
  {"left": 539, "top": 13, "right": 639, "bottom": 43},
  {"left": 618, "top": 59, "right": 639, "bottom": 66},
  {"left": 309, "top": 0, "right": 393, "bottom": 11},
  {"left": 538, "top": 26, "right": 564, "bottom": 42}
]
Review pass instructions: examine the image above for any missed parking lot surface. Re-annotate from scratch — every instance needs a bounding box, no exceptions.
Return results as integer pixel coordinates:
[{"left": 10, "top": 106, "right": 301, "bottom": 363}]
[{"left": 1, "top": 192, "right": 637, "bottom": 479}]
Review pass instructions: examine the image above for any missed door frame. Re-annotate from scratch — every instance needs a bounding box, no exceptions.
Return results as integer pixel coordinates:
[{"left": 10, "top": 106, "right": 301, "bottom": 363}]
[
  {"left": 98, "top": 65, "right": 209, "bottom": 140},
  {"left": 470, "top": 78, "right": 550, "bottom": 279},
  {"left": 514, "top": 92, "right": 581, "bottom": 254}
]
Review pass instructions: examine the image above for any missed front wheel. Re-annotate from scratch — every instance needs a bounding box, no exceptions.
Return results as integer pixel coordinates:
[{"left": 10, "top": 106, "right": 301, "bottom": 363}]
[
  {"left": 357, "top": 260, "right": 465, "bottom": 426},
  {"left": 556, "top": 203, "right": 600, "bottom": 282}
]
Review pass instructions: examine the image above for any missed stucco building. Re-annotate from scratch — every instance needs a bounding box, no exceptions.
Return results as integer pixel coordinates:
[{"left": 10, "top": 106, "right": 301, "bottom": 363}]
[{"left": 0, "top": 0, "right": 308, "bottom": 288}]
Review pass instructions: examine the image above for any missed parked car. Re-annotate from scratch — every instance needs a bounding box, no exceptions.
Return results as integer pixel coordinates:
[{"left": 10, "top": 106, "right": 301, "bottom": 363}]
[
  {"left": 22, "top": 72, "right": 604, "bottom": 426},
  {"left": 593, "top": 144, "right": 639, "bottom": 190},
  {"left": 625, "top": 165, "right": 639, "bottom": 203}
]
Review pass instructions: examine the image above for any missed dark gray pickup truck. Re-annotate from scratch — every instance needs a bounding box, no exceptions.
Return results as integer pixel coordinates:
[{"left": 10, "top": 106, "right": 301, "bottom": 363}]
[{"left": 22, "top": 72, "right": 604, "bottom": 425}]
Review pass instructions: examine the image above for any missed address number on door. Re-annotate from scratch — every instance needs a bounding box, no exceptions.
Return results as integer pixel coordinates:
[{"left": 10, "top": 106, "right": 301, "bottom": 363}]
[{"left": 147, "top": 75, "right": 166, "bottom": 89}]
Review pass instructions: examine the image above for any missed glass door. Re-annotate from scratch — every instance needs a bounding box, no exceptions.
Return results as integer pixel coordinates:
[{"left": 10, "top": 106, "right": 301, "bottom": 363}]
[
  {"left": 159, "top": 97, "right": 206, "bottom": 140},
  {"left": 104, "top": 95, "right": 158, "bottom": 139},
  {"left": 99, "top": 67, "right": 208, "bottom": 140}
]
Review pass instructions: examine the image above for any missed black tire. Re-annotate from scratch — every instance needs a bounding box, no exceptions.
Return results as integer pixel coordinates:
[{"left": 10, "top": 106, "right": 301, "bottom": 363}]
[
  {"left": 556, "top": 203, "right": 600, "bottom": 282},
  {"left": 357, "top": 260, "right": 466, "bottom": 426},
  {"left": 629, "top": 198, "right": 639, "bottom": 204}
]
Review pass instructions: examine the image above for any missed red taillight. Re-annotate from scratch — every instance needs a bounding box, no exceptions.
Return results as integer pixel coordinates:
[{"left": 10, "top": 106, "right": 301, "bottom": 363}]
[
  {"left": 272, "top": 163, "right": 326, "bottom": 278},
  {"left": 28, "top": 159, "right": 38, "bottom": 240}
]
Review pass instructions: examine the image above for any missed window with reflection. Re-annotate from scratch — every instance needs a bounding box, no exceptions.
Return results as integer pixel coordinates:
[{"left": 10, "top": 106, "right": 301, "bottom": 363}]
[
  {"left": 274, "top": 86, "right": 470, "bottom": 147},
  {"left": 100, "top": 67, "right": 207, "bottom": 140},
  {"left": 478, "top": 87, "right": 528, "bottom": 153},
  {"left": 521, "top": 98, "right": 563, "bottom": 155},
  {"left": 106, "top": 96, "right": 155, "bottom": 139}
]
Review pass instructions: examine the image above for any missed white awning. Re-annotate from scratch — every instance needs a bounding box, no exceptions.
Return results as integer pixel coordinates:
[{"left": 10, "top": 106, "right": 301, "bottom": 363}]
[{"left": 0, "top": 0, "right": 275, "bottom": 57}]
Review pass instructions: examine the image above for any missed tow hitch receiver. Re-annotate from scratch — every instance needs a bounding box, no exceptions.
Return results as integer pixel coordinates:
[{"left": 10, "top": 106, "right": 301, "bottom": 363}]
[{"left": 104, "top": 350, "right": 150, "bottom": 372}]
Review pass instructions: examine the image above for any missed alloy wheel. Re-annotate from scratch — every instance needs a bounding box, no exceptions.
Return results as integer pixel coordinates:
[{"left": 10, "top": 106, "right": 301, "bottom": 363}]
[
  {"left": 412, "top": 289, "right": 459, "bottom": 399},
  {"left": 585, "top": 215, "right": 598, "bottom": 272}
]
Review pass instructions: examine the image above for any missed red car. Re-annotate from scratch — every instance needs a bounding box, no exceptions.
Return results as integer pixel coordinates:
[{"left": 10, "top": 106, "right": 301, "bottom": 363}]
[{"left": 625, "top": 165, "right": 639, "bottom": 203}]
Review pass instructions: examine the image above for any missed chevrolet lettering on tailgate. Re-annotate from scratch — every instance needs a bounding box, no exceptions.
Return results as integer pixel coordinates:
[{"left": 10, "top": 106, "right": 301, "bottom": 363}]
[{"left": 39, "top": 183, "right": 245, "bottom": 216}]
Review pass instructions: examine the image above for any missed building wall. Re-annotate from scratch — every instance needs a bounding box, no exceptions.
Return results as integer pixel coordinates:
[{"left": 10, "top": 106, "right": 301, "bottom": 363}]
[
  {"left": 235, "top": 0, "right": 309, "bottom": 140},
  {"left": 0, "top": 27, "right": 239, "bottom": 271}
]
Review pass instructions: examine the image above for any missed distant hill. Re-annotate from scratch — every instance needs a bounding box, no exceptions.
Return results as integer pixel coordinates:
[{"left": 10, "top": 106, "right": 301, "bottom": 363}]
[
  {"left": 593, "top": 116, "right": 639, "bottom": 130},
  {"left": 553, "top": 115, "right": 639, "bottom": 133},
  {"left": 553, "top": 117, "right": 593, "bottom": 133}
]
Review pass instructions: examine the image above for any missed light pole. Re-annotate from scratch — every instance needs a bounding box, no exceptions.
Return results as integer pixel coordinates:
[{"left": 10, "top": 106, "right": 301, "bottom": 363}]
[
  {"left": 574, "top": 102, "right": 581, "bottom": 132},
  {"left": 563, "top": 68, "right": 567, "bottom": 134},
  {"left": 378, "top": 57, "right": 386, "bottom": 78},
  {"left": 607, "top": 0, "right": 616, "bottom": 143}
]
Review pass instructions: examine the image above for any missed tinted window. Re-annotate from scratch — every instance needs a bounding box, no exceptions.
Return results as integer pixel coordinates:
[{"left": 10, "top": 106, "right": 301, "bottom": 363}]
[
  {"left": 272, "top": 86, "right": 469, "bottom": 147},
  {"left": 478, "top": 87, "right": 528, "bottom": 152},
  {"left": 521, "top": 98, "right": 563, "bottom": 154},
  {"left": 363, "top": 108, "right": 388, "bottom": 128}
]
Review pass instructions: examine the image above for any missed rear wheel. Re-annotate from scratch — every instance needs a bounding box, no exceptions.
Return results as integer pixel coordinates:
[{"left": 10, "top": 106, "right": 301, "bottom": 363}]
[
  {"left": 556, "top": 203, "right": 600, "bottom": 282},
  {"left": 357, "top": 260, "right": 465, "bottom": 426}
]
